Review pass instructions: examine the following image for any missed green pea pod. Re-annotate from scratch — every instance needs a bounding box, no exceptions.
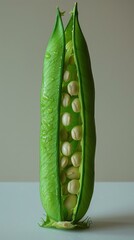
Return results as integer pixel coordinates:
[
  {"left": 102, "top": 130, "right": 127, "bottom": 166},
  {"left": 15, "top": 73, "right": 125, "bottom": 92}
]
[{"left": 40, "top": 3, "right": 96, "bottom": 230}]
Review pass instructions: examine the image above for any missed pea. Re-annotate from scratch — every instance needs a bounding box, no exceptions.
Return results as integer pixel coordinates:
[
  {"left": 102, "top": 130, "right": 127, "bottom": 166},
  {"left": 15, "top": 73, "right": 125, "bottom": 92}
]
[{"left": 40, "top": 3, "right": 96, "bottom": 230}]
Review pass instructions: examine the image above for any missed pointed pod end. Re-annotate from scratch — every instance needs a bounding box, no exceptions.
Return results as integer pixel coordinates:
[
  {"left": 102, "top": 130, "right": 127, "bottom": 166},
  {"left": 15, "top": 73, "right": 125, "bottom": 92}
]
[
  {"left": 56, "top": 7, "right": 60, "bottom": 16},
  {"left": 73, "top": 2, "right": 78, "bottom": 16},
  {"left": 56, "top": 7, "right": 66, "bottom": 17}
]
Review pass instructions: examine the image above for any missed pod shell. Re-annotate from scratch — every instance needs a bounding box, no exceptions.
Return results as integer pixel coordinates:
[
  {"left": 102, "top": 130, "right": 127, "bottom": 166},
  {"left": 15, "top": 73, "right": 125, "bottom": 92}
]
[
  {"left": 71, "top": 5, "right": 96, "bottom": 222},
  {"left": 40, "top": 3, "right": 96, "bottom": 226},
  {"left": 40, "top": 9, "right": 64, "bottom": 221}
]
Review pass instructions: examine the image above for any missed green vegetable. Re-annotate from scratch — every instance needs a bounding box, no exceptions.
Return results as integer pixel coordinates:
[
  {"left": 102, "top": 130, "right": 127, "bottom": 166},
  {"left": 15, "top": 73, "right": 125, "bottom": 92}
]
[{"left": 40, "top": 3, "right": 96, "bottom": 229}]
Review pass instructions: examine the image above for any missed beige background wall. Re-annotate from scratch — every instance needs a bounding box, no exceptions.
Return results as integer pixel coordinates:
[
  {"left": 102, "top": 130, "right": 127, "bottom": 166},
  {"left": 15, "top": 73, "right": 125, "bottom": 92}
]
[{"left": 0, "top": 0, "right": 133, "bottom": 181}]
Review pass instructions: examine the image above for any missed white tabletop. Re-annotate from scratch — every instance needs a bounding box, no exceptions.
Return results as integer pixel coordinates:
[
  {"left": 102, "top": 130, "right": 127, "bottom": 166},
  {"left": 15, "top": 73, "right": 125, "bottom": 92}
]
[{"left": 0, "top": 182, "right": 134, "bottom": 240}]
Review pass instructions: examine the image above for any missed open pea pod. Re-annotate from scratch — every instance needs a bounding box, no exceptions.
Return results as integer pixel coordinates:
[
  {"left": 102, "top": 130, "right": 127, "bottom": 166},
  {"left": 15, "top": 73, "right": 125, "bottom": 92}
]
[{"left": 40, "top": 3, "right": 96, "bottom": 229}]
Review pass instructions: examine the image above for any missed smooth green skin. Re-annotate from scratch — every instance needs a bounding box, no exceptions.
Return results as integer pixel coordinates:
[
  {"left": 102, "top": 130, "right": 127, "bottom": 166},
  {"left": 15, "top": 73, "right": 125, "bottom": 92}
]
[
  {"left": 40, "top": 3, "right": 96, "bottom": 229},
  {"left": 40, "top": 9, "right": 64, "bottom": 221}
]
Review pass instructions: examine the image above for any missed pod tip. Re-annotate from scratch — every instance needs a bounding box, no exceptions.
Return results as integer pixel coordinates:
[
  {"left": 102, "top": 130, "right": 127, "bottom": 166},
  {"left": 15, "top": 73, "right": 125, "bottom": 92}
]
[
  {"left": 74, "top": 2, "right": 78, "bottom": 15},
  {"left": 56, "top": 7, "right": 60, "bottom": 14},
  {"left": 56, "top": 7, "right": 65, "bottom": 17}
]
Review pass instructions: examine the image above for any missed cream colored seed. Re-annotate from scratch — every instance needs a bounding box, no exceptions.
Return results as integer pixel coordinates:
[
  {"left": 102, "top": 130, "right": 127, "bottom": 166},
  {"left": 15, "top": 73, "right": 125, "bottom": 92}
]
[
  {"left": 67, "top": 180, "right": 80, "bottom": 194},
  {"left": 66, "top": 166, "right": 80, "bottom": 179},
  {"left": 64, "top": 194, "right": 77, "bottom": 210},
  {"left": 72, "top": 98, "right": 81, "bottom": 112},
  {"left": 62, "top": 93, "right": 70, "bottom": 107},
  {"left": 71, "top": 126, "right": 82, "bottom": 140},
  {"left": 62, "top": 142, "right": 72, "bottom": 156},
  {"left": 61, "top": 156, "right": 69, "bottom": 168},
  {"left": 71, "top": 152, "right": 82, "bottom": 167},
  {"left": 67, "top": 81, "right": 79, "bottom": 96},
  {"left": 60, "top": 129, "right": 68, "bottom": 141},
  {"left": 62, "top": 112, "right": 71, "bottom": 126},
  {"left": 63, "top": 70, "right": 70, "bottom": 82}
]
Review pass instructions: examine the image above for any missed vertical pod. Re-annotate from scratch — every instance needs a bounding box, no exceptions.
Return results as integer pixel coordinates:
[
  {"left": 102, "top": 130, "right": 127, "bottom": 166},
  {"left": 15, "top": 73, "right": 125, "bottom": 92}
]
[{"left": 40, "top": 3, "right": 96, "bottom": 229}]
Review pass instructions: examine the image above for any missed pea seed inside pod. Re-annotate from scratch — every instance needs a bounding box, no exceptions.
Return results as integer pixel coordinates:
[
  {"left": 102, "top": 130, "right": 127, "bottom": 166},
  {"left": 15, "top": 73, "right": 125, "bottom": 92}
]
[
  {"left": 67, "top": 179, "right": 80, "bottom": 194},
  {"left": 72, "top": 98, "right": 81, "bottom": 112},
  {"left": 61, "top": 156, "right": 69, "bottom": 168},
  {"left": 63, "top": 70, "right": 70, "bottom": 82},
  {"left": 71, "top": 126, "right": 82, "bottom": 140},
  {"left": 62, "top": 142, "right": 72, "bottom": 156},
  {"left": 67, "top": 81, "right": 79, "bottom": 96},
  {"left": 71, "top": 152, "right": 82, "bottom": 167},
  {"left": 62, "top": 112, "right": 71, "bottom": 126},
  {"left": 64, "top": 195, "right": 77, "bottom": 210},
  {"left": 62, "top": 93, "right": 70, "bottom": 107},
  {"left": 66, "top": 166, "right": 80, "bottom": 179}
]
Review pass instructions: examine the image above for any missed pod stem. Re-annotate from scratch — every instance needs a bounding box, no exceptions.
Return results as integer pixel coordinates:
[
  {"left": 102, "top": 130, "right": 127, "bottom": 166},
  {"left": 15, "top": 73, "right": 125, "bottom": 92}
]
[{"left": 39, "top": 216, "right": 91, "bottom": 230}]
